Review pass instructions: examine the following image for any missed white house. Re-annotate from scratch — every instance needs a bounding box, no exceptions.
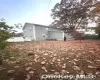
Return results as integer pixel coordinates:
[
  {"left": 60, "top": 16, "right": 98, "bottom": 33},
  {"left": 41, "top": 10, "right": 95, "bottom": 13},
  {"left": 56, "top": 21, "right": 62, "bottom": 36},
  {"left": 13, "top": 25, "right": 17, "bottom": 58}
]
[{"left": 23, "top": 23, "right": 67, "bottom": 41}]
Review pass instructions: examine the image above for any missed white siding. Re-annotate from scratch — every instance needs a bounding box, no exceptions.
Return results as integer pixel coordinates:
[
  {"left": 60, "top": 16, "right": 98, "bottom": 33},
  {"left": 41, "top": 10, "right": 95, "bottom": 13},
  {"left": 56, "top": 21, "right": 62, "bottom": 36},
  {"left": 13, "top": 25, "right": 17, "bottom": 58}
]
[
  {"left": 23, "top": 23, "right": 35, "bottom": 40},
  {"left": 23, "top": 23, "right": 73, "bottom": 41},
  {"left": 47, "top": 31, "right": 64, "bottom": 40},
  {"left": 33, "top": 25, "right": 36, "bottom": 40},
  {"left": 35, "top": 26, "right": 48, "bottom": 40}
]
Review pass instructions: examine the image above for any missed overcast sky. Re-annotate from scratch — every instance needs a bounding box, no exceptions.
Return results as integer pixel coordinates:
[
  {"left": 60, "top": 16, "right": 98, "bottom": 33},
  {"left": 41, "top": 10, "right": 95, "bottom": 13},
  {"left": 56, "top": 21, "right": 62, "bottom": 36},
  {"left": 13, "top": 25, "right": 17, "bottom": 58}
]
[{"left": 0, "top": 0, "right": 61, "bottom": 26}]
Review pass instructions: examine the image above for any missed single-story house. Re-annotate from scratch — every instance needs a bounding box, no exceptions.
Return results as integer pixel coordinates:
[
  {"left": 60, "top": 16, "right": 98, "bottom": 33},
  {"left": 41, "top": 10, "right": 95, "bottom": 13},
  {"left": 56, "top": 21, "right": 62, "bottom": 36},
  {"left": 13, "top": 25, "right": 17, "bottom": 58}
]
[{"left": 23, "top": 23, "right": 73, "bottom": 41}]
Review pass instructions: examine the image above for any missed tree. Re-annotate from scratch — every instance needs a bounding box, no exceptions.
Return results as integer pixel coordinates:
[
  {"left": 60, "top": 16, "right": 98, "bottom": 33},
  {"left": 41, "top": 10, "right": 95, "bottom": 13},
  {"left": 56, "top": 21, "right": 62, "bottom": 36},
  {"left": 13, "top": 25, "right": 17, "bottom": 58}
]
[
  {"left": 91, "top": 1, "right": 100, "bottom": 38},
  {"left": 0, "top": 19, "right": 13, "bottom": 65},
  {"left": 51, "top": 0, "right": 97, "bottom": 31},
  {"left": 91, "top": 1, "right": 100, "bottom": 24},
  {"left": 0, "top": 19, "right": 13, "bottom": 49}
]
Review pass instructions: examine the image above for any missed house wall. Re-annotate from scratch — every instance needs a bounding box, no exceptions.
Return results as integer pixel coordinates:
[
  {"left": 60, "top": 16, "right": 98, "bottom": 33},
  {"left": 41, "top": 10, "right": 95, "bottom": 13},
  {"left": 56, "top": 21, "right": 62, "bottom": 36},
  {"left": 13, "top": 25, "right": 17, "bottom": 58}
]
[
  {"left": 23, "top": 23, "right": 35, "bottom": 40},
  {"left": 47, "top": 31, "right": 64, "bottom": 40},
  {"left": 35, "top": 26, "right": 48, "bottom": 40},
  {"left": 35, "top": 26, "right": 65, "bottom": 40},
  {"left": 23, "top": 23, "right": 73, "bottom": 41}
]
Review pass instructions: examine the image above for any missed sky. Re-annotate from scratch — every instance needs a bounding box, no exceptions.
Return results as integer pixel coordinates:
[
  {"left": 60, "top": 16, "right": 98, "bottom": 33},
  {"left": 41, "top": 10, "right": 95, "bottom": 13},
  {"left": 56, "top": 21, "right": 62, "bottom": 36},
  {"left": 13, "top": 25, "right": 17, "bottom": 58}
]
[
  {"left": 0, "top": 0, "right": 98, "bottom": 33},
  {"left": 0, "top": 0, "right": 61, "bottom": 27}
]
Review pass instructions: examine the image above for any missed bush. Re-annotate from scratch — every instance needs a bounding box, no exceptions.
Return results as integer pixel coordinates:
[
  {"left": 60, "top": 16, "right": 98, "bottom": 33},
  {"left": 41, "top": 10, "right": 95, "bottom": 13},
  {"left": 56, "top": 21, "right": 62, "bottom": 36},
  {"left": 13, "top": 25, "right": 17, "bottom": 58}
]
[
  {"left": 84, "top": 34, "right": 100, "bottom": 40},
  {"left": 0, "top": 20, "right": 12, "bottom": 50},
  {"left": 0, "top": 20, "right": 13, "bottom": 65},
  {"left": 0, "top": 42, "right": 8, "bottom": 50}
]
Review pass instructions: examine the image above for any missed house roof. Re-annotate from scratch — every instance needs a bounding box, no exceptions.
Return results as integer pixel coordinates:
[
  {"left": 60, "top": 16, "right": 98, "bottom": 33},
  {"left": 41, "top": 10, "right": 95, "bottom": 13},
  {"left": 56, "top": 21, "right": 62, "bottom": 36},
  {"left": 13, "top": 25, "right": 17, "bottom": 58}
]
[{"left": 23, "top": 22, "right": 59, "bottom": 30}]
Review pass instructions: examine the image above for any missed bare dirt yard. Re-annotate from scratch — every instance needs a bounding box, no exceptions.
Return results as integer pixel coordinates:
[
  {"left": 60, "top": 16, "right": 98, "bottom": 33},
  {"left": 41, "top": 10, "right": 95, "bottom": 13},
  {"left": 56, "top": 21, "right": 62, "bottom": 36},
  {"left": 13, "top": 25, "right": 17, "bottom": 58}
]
[{"left": 0, "top": 40, "right": 100, "bottom": 80}]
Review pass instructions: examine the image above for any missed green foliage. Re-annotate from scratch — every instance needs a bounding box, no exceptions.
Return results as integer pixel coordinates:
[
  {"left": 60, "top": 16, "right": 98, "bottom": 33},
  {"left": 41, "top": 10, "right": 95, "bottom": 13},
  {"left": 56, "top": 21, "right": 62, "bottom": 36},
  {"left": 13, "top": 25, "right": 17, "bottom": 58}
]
[
  {"left": 0, "top": 20, "right": 12, "bottom": 50},
  {"left": 84, "top": 34, "right": 100, "bottom": 39},
  {"left": 0, "top": 42, "right": 8, "bottom": 50}
]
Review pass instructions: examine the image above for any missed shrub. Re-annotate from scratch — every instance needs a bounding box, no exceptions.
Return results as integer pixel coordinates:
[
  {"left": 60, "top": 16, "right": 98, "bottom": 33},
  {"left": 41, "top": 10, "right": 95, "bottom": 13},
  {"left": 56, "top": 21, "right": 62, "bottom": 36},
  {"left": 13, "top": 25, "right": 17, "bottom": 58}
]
[
  {"left": 84, "top": 34, "right": 100, "bottom": 40},
  {"left": 0, "top": 20, "right": 12, "bottom": 65},
  {"left": 0, "top": 42, "right": 8, "bottom": 50}
]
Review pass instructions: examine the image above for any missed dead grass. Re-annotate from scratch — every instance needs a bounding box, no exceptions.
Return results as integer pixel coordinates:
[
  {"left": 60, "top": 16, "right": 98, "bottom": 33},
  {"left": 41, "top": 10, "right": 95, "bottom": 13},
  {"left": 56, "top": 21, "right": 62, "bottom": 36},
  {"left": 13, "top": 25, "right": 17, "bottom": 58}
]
[{"left": 0, "top": 40, "right": 100, "bottom": 80}]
